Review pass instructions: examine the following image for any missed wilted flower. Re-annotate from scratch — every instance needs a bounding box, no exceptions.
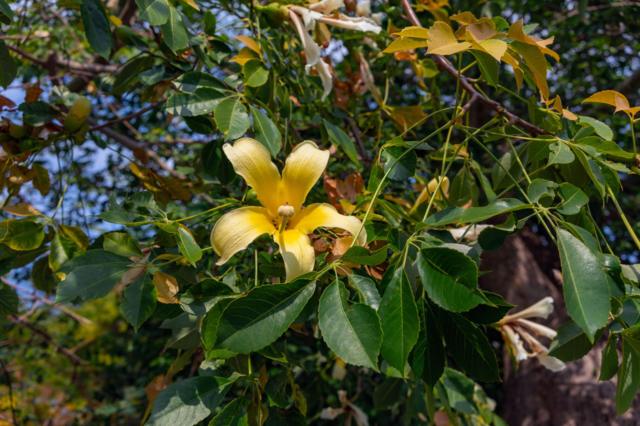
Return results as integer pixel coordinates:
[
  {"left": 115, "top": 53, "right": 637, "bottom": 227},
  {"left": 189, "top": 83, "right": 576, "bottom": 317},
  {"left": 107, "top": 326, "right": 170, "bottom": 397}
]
[
  {"left": 210, "top": 138, "right": 366, "bottom": 281},
  {"left": 287, "top": 2, "right": 382, "bottom": 99},
  {"left": 498, "top": 297, "right": 566, "bottom": 372}
]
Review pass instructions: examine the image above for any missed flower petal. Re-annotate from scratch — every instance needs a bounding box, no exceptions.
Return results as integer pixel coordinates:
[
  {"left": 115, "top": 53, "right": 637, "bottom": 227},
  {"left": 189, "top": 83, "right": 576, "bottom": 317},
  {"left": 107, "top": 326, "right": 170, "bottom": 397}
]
[
  {"left": 275, "top": 229, "right": 315, "bottom": 281},
  {"left": 211, "top": 207, "right": 275, "bottom": 265},
  {"left": 291, "top": 203, "right": 366, "bottom": 245},
  {"left": 281, "top": 141, "right": 330, "bottom": 211},
  {"left": 222, "top": 138, "right": 282, "bottom": 215},
  {"left": 538, "top": 353, "right": 566, "bottom": 372}
]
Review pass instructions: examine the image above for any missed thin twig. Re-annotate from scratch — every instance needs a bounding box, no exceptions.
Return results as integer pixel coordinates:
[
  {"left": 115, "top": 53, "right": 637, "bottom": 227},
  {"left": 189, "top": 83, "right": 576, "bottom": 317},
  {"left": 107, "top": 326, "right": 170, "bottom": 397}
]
[
  {"left": 9, "top": 315, "right": 87, "bottom": 365},
  {"left": 399, "top": 0, "right": 547, "bottom": 136},
  {"left": 2, "top": 278, "right": 92, "bottom": 325},
  {"left": 6, "top": 45, "right": 117, "bottom": 74},
  {"left": 90, "top": 102, "right": 161, "bottom": 132}
]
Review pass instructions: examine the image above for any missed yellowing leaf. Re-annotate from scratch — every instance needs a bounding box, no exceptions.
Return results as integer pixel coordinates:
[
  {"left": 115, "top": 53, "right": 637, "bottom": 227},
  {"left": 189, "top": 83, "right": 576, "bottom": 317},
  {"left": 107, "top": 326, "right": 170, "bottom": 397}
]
[
  {"left": 450, "top": 11, "right": 478, "bottom": 25},
  {"left": 502, "top": 51, "right": 523, "bottom": 90},
  {"left": 153, "top": 271, "right": 180, "bottom": 304},
  {"left": 583, "top": 90, "right": 630, "bottom": 112},
  {"left": 466, "top": 18, "right": 497, "bottom": 41},
  {"left": 236, "top": 35, "right": 261, "bottom": 55},
  {"left": 511, "top": 42, "right": 549, "bottom": 99},
  {"left": 230, "top": 47, "right": 259, "bottom": 65},
  {"left": 386, "top": 105, "right": 427, "bottom": 131},
  {"left": 109, "top": 15, "right": 122, "bottom": 26},
  {"left": 398, "top": 26, "right": 431, "bottom": 39},
  {"left": 383, "top": 38, "right": 429, "bottom": 53},
  {"left": 508, "top": 20, "right": 559, "bottom": 61},
  {"left": 475, "top": 39, "right": 507, "bottom": 62},
  {"left": 416, "top": 0, "right": 449, "bottom": 11},
  {"left": 180, "top": 0, "right": 200, "bottom": 10},
  {"left": 2, "top": 203, "right": 42, "bottom": 217},
  {"left": 427, "top": 22, "right": 471, "bottom": 56}
]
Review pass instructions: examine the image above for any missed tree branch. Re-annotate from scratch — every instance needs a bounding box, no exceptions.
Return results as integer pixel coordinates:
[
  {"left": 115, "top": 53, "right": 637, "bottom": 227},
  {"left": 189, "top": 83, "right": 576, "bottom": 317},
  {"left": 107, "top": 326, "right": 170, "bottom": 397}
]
[
  {"left": 7, "top": 45, "right": 117, "bottom": 74},
  {"left": 399, "top": 0, "right": 547, "bottom": 136},
  {"left": 9, "top": 315, "right": 87, "bottom": 365}
]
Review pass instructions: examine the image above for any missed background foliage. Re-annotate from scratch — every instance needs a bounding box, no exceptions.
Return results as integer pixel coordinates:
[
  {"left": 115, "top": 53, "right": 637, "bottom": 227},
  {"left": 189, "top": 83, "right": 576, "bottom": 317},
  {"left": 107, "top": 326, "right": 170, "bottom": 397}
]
[{"left": 1, "top": 0, "right": 640, "bottom": 424}]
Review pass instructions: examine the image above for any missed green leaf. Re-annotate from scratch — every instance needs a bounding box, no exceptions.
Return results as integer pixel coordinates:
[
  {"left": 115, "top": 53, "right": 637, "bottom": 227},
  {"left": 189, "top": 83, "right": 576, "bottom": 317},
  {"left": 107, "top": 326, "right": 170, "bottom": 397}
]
[
  {"left": 556, "top": 182, "right": 588, "bottom": 215},
  {"left": 577, "top": 136, "right": 634, "bottom": 161},
  {"left": 214, "top": 97, "right": 250, "bottom": 140},
  {"left": 250, "top": 106, "right": 281, "bottom": 157},
  {"left": 2, "top": 220, "right": 45, "bottom": 251},
  {"left": 599, "top": 335, "right": 619, "bottom": 381},
  {"left": 441, "top": 311, "right": 499, "bottom": 382},
  {"left": 470, "top": 50, "right": 499, "bottom": 87},
  {"left": 527, "top": 178, "right": 557, "bottom": 203},
  {"left": 208, "top": 398, "right": 249, "bottom": 426},
  {"left": 113, "top": 56, "right": 155, "bottom": 96},
  {"left": 424, "top": 198, "right": 528, "bottom": 227},
  {"left": 175, "top": 72, "right": 225, "bottom": 93},
  {"left": 201, "top": 298, "right": 234, "bottom": 350},
  {"left": 56, "top": 250, "right": 130, "bottom": 303},
  {"left": 382, "top": 146, "right": 416, "bottom": 181},
  {"left": 243, "top": 60, "right": 269, "bottom": 87},
  {"left": 378, "top": 269, "right": 419, "bottom": 374},
  {"left": 49, "top": 230, "right": 86, "bottom": 272},
  {"left": 578, "top": 115, "right": 613, "bottom": 141},
  {"left": 616, "top": 339, "right": 640, "bottom": 414},
  {"left": 348, "top": 274, "right": 381, "bottom": 310},
  {"left": 216, "top": 279, "right": 316, "bottom": 353},
  {"left": 417, "top": 248, "right": 484, "bottom": 312},
  {"left": 161, "top": 5, "right": 189, "bottom": 52},
  {"left": 547, "top": 141, "right": 575, "bottom": 165},
  {"left": 557, "top": 229, "right": 610, "bottom": 341},
  {"left": 411, "top": 302, "right": 445, "bottom": 386},
  {"left": 200, "top": 141, "right": 235, "bottom": 183},
  {"left": 81, "top": 0, "right": 113, "bottom": 58},
  {"left": 0, "top": 0, "right": 14, "bottom": 24},
  {"left": 18, "top": 101, "right": 55, "bottom": 126},
  {"left": 318, "top": 280, "right": 382, "bottom": 369},
  {"left": 0, "top": 283, "right": 19, "bottom": 316},
  {"left": 177, "top": 225, "right": 202, "bottom": 266},
  {"left": 120, "top": 275, "right": 156, "bottom": 331},
  {"left": 0, "top": 40, "right": 17, "bottom": 89},
  {"left": 323, "top": 119, "right": 361, "bottom": 168},
  {"left": 548, "top": 320, "right": 597, "bottom": 361},
  {"left": 440, "top": 368, "right": 479, "bottom": 414},
  {"left": 103, "top": 232, "right": 142, "bottom": 257},
  {"left": 166, "top": 88, "right": 225, "bottom": 117},
  {"left": 148, "top": 376, "right": 229, "bottom": 426},
  {"left": 136, "top": 0, "right": 170, "bottom": 25},
  {"left": 340, "top": 246, "right": 387, "bottom": 266}
]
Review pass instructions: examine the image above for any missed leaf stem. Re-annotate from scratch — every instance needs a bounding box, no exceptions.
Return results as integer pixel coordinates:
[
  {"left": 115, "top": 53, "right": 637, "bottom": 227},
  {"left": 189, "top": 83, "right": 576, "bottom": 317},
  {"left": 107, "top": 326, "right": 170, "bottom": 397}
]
[{"left": 607, "top": 186, "right": 640, "bottom": 252}]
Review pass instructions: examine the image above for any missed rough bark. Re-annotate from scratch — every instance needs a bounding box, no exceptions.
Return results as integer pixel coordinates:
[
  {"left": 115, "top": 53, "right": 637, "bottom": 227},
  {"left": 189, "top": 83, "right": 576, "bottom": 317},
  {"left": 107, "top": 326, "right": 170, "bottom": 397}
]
[{"left": 480, "top": 233, "right": 640, "bottom": 425}]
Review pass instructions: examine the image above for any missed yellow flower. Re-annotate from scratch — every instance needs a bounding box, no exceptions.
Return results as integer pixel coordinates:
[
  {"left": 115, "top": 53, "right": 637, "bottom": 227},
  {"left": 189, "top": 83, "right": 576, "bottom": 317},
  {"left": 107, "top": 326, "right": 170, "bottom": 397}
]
[{"left": 211, "top": 138, "right": 366, "bottom": 281}]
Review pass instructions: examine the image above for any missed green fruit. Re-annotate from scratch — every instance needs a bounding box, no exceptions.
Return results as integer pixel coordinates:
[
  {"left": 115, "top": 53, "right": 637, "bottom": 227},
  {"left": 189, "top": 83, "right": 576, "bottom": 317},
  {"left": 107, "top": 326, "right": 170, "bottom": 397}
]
[{"left": 64, "top": 96, "right": 92, "bottom": 132}]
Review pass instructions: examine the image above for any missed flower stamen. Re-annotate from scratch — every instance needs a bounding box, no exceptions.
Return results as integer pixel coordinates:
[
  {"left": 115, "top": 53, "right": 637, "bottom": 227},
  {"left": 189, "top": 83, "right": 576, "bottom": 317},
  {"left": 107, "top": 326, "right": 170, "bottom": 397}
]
[{"left": 278, "top": 203, "right": 295, "bottom": 233}]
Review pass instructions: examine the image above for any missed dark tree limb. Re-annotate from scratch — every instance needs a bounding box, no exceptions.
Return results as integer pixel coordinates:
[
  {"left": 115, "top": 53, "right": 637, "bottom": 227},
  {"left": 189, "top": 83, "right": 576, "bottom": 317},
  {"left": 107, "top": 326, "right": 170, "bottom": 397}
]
[{"left": 399, "top": 0, "right": 548, "bottom": 136}]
